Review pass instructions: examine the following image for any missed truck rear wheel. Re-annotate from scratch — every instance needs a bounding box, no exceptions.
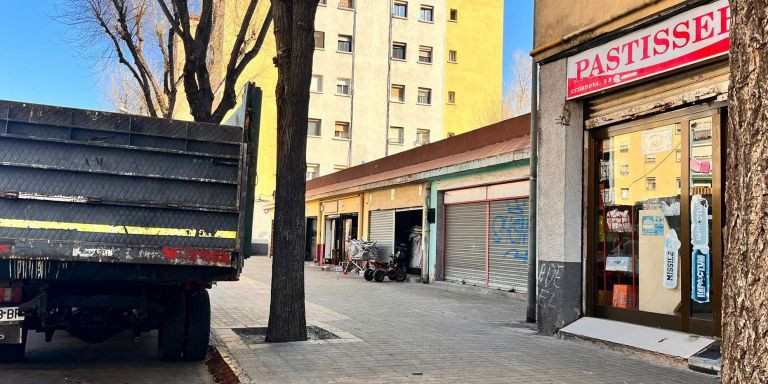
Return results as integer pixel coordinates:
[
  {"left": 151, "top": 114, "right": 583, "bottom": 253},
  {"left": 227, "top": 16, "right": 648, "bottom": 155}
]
[
  {"left": 0, "top": 327, "right": 27, "bottom": 363},
  {"left": 183, "top": 289, "right": 211, "bottom": 361},
  {"left": 158, "top": 288, "right": 185, "bottom": 361}
]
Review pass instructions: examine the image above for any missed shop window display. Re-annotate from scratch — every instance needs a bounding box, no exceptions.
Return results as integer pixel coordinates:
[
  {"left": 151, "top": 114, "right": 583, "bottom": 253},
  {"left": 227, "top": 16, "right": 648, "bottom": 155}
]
[{"left": 595, "top": 122, "right": 683, "bottom": 314}]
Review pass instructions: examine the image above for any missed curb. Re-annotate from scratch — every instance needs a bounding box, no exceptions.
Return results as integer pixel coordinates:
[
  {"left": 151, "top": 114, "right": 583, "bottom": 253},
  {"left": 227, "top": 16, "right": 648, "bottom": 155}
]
[{"left": 206, "top": 333, "right": 253, "bottom": 384}]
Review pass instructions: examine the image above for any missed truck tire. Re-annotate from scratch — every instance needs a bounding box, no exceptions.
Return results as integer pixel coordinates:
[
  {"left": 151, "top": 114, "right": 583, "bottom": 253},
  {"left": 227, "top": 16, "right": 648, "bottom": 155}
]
[
  {"left": 0, "top": 327, "right": 27, "bottom": 363},
  {"left": 183, "top": 289, "right": 211, "bottom": 361},
  {"left": 158, "top": 288, "right": 185, "bottom": 361}
]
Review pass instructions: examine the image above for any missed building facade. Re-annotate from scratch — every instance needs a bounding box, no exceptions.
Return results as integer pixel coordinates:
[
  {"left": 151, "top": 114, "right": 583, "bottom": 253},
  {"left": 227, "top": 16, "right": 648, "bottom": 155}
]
[
  {"left": 533, "top": 0, "right": 729, "bottom": 344},
  {"left": 201, "top": 0, "right": 504, "bottom": 252},
  {"left": 304, "top": 115, "right": 530, "bottom": 289}
]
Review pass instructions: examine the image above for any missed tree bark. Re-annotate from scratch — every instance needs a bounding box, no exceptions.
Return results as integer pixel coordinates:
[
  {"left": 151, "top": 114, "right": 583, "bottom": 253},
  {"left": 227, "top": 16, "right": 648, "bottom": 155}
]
[
  {"left": 264, "top": 0, "right": 317, "bottom": 343},
  {"left": 722, "top": 1, "right": 768, "bottom": 382}
]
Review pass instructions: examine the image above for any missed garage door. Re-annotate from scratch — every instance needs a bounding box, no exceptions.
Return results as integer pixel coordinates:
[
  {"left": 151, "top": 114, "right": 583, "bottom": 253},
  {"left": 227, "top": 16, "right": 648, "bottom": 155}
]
[
  {"left": 368, "top": 210, "right": 394, "bottom": 259},
  {"left": 444, "top": 203, "right": 487, "bottom": 287},
  {"left": 488, "top": 199, "right": 530, "bottom": 291}
]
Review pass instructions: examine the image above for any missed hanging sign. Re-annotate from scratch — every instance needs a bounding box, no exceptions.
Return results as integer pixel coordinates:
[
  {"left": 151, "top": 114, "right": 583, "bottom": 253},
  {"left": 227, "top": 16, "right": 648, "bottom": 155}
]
[
  {"left": 690, "top": 194, "right": 710, "bottom": 303},
  {"left": 663, "top": 229, "right": 680, "bottom": 289},
  {"left": 566, "top": 0, "right": 730, "bottom": 99}
]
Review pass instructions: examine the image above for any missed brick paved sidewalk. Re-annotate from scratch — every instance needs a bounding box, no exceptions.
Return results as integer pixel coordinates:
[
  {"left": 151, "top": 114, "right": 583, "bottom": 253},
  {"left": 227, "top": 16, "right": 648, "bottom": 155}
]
[{"left": 209, "top": 257, "right": 718, "bottom": 384}]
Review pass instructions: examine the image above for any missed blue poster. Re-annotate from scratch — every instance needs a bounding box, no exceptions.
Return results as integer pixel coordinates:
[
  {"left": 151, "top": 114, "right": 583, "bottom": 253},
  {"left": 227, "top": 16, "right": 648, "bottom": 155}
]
[
  {"left": 641, "top": 215, "right": 665, "bottom": 236},
  {"left": 691, "top": 249, "right": 710, "bottom": 303}
]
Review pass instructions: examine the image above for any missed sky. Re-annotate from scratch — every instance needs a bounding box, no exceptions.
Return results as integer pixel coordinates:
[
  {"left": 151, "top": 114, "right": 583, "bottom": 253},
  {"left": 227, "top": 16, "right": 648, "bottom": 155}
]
[{"left": 0, "top": 0, "right": 534, "bottom": 111}]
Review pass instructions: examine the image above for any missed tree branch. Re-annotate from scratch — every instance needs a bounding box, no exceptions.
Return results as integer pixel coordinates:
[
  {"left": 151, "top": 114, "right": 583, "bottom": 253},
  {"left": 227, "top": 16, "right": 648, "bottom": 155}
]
[{"left": 89, "top": 0, "right": 158, "bottom": 117}]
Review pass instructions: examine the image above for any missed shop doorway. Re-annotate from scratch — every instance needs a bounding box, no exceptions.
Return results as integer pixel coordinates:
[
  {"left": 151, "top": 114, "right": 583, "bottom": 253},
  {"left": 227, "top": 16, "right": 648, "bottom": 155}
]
[
  {"left": 323, "top": 214, "right": 358, "bottom": 265},
  {"left": 305, "top": 217, "right": 317, "bottom": 262},
  {"left": 394, "top": 209, "right": 423, "bottom": 275},
  {"left": 587, "top": 104, "right": 725, "bottom": 337}
]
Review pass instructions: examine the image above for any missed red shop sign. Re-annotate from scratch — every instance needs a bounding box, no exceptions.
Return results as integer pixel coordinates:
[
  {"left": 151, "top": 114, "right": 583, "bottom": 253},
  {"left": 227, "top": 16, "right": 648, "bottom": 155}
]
[{"left": 566, "top": 0, "right": 730, "bottom": 100}]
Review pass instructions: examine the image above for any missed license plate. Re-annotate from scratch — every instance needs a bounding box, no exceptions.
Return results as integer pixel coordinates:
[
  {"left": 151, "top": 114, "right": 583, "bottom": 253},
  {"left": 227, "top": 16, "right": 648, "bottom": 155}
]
[{"left": 0, "top": 307, "right": 24, "bottom": 323}]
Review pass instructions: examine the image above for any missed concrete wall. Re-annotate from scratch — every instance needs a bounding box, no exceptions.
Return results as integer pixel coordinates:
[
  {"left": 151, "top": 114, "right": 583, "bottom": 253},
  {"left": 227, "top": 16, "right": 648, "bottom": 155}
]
[
  {"left": 535, "top": 58, "right": 584, "bottom": 334},
  {"left": 533, "top": 0, "right": 687, "bottom": 61}
]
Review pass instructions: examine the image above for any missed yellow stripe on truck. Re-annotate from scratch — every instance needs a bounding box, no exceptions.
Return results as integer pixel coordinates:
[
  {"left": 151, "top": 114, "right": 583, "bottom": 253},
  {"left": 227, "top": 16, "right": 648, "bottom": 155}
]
[{"left": 0, "top": 218, "right": 237, "bottom": 239}]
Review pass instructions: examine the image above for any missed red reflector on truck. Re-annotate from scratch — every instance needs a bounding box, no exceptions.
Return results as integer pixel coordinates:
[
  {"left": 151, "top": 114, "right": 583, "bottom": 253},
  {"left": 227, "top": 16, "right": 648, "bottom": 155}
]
[
  {"left": 162, "top": 247, "right": 230, "bottom": 267},
  {"left": 1, "top": 287, "right": 22, "bottom": 303}
]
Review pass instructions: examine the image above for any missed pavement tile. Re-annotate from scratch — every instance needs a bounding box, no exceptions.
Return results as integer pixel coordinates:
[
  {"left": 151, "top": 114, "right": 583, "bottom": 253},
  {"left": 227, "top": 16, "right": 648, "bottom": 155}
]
[{"left": 210, "top": 257, "right": 719, "bottom": 384}]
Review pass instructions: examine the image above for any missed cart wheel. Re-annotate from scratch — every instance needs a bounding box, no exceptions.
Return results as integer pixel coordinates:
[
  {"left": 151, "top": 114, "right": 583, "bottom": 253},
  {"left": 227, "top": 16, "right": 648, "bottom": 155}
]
[
  {"left": 386, "top": 270, "right": 397, "bottom": 280},
  {"left": 363, "top": 269, "right": 374, "bottom": 281},
  {"left": 373, "top": 269, "right": 386, "bottom": 282},
  {"left": 395, "top": 269, "right": 407, "bottom": 282}
]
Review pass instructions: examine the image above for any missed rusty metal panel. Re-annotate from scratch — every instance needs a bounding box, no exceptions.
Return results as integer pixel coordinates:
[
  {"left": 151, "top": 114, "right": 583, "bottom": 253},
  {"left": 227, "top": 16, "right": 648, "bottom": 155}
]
[{"left": 585, "top": 61, "right": 729, "bottom": 129}]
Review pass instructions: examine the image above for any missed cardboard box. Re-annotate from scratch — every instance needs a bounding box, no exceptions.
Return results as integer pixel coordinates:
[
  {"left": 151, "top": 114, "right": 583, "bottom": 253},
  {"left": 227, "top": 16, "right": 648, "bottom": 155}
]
[{"left": 612, "top": 284, "right": 636, "bottom": 309}]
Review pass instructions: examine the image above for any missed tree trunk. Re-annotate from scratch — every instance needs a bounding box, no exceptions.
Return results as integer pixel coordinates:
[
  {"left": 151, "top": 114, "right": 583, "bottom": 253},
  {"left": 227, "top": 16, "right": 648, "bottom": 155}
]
[
  {"left": 264, "top": 0, "right": 318, "bottom": 343},
  {"left": 722, "top": 1, "right": 768, "bottom": 382}
]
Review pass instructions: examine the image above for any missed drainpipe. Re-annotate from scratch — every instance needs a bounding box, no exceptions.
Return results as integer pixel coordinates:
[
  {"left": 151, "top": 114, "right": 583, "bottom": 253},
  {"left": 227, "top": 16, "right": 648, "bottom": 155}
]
[{"left": 526, "top": 10, "right": 540, "bottom": 324}]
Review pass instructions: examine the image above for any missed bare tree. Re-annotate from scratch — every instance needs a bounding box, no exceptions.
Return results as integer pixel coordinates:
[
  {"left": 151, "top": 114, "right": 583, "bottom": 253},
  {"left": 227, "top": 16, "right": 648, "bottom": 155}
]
[
  {"left": 722, "top": 0, "right": 768, "bottom": 382},
  {"left": 264, "top": 0, "right": 318, "bottom": 343},
  {"left": 62, "top": 0, "right": 272, "bottom": 123},
  {"left": 476, "top": 50, "right": 531, "bottom": 126}
]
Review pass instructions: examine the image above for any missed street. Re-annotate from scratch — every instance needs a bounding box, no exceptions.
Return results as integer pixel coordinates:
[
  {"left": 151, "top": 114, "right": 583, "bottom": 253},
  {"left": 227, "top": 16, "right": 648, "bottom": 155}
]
[
  {"left": 2, "top": 330, "right": 213, "bottom": 384},
  {"left": 210, "top": 257, "right": 719, "bottom": 384}
]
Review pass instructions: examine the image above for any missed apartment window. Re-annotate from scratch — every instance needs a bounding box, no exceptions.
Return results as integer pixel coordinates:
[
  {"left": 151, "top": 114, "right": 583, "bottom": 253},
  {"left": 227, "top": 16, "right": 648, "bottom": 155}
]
[
  {"left": 420, "top": 5, "right": 434, "bottom": 22},
  {"left": 307, "top": 119, "right": 321, "bottom": 136},
  {"left": 676, "top": 149, "right": 682, "bottom": 162},
  {"left": 645, "top": 155, "right": 656, "bottom": 163},
  {"left": 621, "top": 188, "right": 630, "bottom": 199},
  {"left": 447, "top": 91, "right": 456, "bottom": 104},
  {"left": 447, "top": 132, "right": 455, "bottom": 137},
  {"left": 392, "top": 42, "right": 407, "bottom": 60},
  {"left": 338, "top": 35, "right": 353, "bottom": 53},
  {"left": 418, "top": 46, "right": 433, "bottom": 63},
  {"left": 336, "top": 78, "right": 351, "bottom": 95},
  {"left": 339, "top": 0, "right": 354, "bottom": 9},
  {"left": 393, "top": 1, "right": 407, "bottom": 18},
  {"left": 676, "top": 177, "right": 682, "bottom": 193},
  {"left": 646, "top": 177, "right": 656, "bottom": 190},
  {"left": 448, "top": 50, "right": 457, "bottom": 63},
  {"left": 314, "top": 31, "right": 325, "bottom": 49},
  {"left": 619, "top": 143, "right": 629, "bottom": 153},
  {"left": 306, "top": 164, "right": 319, "bottom": 180},
  {"left": 334, "top": 165, "right": 347, "bottom": 172},
  {"left": 620, "top": 164, "right": 629, "bottom": 176},
  {"left": 335, "top": 121, "right": 350, "bottom": 139},
  {"left": 310, "top": 75, "right": 323, "bottom": 93},
  {"left": 416, "top": 129, "right": 430, "bottom": 146},
  {"left": 388, "top": 126, "right": 404, "bottom": 144},
  {"left": 449, "top": 8, "right": 458, "bottom": 21},
  {"left": 417, "top": 88, "right": 432, "bottom": 105},
  {"left": 319, "top": 0, "right": 326, "bottom": 4},
  {"left": 390, "top": 84, "right": 405, "bottom": 102}
]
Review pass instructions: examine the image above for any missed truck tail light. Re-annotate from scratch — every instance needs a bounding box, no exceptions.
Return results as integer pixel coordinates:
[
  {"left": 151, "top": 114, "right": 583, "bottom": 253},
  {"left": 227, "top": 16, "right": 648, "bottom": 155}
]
[{"left": 1, "top": 287, "right": 22, "bottom": 303}]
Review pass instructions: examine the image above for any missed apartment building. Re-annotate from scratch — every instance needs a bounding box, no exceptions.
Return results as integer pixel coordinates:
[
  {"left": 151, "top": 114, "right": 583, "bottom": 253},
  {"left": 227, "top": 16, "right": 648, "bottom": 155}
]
[{"left": 203, "top": 0, "right": 503, "bottom": 252}]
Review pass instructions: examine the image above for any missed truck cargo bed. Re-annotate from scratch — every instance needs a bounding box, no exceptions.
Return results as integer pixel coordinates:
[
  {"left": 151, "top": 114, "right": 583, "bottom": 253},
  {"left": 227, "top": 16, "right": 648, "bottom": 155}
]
[{"left": 0, "top": 98, "right": 258, "bottom": 282}]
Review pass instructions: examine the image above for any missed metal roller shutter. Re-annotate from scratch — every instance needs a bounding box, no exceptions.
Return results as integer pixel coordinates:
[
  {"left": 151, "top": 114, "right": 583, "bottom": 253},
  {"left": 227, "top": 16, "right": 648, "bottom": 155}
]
[
  {"left": 585, "top": 61, "right": 728, "bottom": 129},
  {"left": 488, "top": 199, "right": 530, "bottom": 292},
  {"left": 444, "top": 203, "right": 487, "bottom": 287},
  {"left": 369, "top": 210, "right": 394, "bottom": 258}
]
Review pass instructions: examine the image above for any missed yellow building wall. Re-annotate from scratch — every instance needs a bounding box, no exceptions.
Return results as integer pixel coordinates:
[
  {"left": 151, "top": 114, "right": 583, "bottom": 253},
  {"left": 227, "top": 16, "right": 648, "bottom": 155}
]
[
  {"left": 444, "top": 0, "right": 504, "bottom": 136},
  {"left": 308, "top": 183, "right": 427, "bottom": 247}
]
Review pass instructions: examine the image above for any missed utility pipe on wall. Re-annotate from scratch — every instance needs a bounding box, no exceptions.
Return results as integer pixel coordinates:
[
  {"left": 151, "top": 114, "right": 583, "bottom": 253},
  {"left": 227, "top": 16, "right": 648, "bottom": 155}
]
[{"left": 526, "top": 0, "right": 540, "bottom": 323}]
